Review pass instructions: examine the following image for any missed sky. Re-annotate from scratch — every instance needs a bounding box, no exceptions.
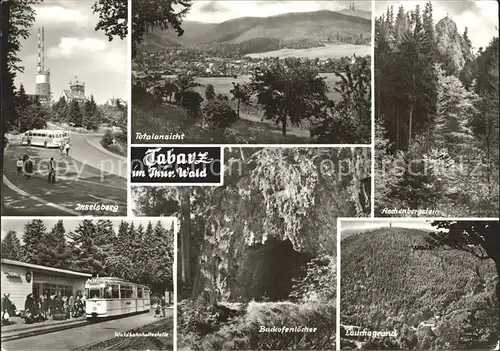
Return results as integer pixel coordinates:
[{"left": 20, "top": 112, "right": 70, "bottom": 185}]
[
  {"left": 375, "top": 0, "right": 499, "bottom": 50},
  {"left": 1, "top": 218, "right": 177, "bottom": 244},
  {"left": 182, "top": 0, "right": 371, "bottom": 23},
  {"left": 340, "top": 219, "right": 436, "bottom": 234},
  {"left": 14, "top": 0, "right": 128, "bottom": 104}
]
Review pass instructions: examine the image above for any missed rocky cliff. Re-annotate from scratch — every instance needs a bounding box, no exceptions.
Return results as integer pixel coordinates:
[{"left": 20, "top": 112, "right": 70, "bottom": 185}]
[{"left": 435, "top": 16, "right": 474, "bottom": 76}]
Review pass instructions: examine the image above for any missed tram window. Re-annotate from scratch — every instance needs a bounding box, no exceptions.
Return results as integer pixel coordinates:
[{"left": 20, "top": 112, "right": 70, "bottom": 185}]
[
  {"left": 111, "top": 285, "right": 119, "bottom": 298},
  {"left": 120, "top": 286, "right": 133, "bottom": 298},
  {"left": 89, "top": 288, "right": 101, "bottom": 299},
  {"left": 104, "top": 286, "right": 112, "bottom": 298},
  {"left": 138, "top": 287, "right": 143, "bottom": 298}
]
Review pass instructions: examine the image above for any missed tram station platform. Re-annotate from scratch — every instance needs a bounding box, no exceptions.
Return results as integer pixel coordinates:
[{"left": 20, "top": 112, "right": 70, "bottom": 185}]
[{"left": 1, "top": 316, "right": 87, "bottom": 342}]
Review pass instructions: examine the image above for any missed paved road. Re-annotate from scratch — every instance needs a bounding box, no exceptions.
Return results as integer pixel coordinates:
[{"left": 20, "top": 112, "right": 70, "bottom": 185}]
[
  {"left": 2, "top": 142, "right": 127, "bottom": 216},
  {"left": 68, "top": 132, "right": 127, "bottom": 179},
  {"left": 2, "top": 311, "right": 169, "bottom": 351}
]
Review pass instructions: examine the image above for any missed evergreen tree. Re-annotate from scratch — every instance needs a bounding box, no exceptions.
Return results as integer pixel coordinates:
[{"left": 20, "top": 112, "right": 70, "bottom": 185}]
[
  {"left": 68, "top": 99, "right": 83, "bottom": 127},
  {"left": 205, "top": 84, "right": 215, "bottom": 101},
  {"left": 68, "top": 219, "right": 105, "bottom": 274},
  {"left": 434, "top": 64, "right": 478, "bottom": 156},
  {"left": 53, "top": 97, "right": 68, "bottom": 121},
  {"left": 38, "top": 220, "right": 70, "bottom": 269},
  {"left": 463, "top": 27, "right": 472, "bottom": 48},
  {"left": 1, "top": 230, "right": 21, "bottom": 260},
  {"left": 21, "top": 219, "right": 47, "bottom": 264}
]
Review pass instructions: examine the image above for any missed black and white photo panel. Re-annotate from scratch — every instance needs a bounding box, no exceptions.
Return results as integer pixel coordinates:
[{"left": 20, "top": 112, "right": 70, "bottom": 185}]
[
  {"left": 2, "top": 1, "right": 128, "bottom": 216},
  {"left": 1, "top": 217, "right": 176, "bottom": 351},
  {"left": 339, "top": 218, "right": 500, "bottom": 350},
  {"left": 132, "top": 146, "right": 371, "bottom": 350},
  {"left": 374, "top": 0, "right": 499, "bottom": 217},
  {"left": 131, "top": 0, "right": 372, "bottom": 144}
]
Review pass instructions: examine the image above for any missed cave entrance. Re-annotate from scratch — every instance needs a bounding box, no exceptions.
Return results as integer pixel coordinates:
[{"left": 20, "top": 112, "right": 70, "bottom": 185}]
[{"left": 234, "top": 237, "right": 313, "bottom": 302}]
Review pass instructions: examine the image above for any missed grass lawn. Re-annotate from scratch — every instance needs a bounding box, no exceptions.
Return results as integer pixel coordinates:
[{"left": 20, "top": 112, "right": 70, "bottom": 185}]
[
  {"left": 75, "top": 316, "right": 173, "bottom": 351},
  {"left": 132, "top": 103, "right": 310, "bottom": 144},
  {"left": 3, "top": 145, "right": 127, "bottom": 216}
]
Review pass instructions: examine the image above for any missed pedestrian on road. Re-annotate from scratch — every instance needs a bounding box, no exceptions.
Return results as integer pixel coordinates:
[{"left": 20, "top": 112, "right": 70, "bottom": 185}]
[
  {"left": 2, "top": 293, "right": 14, "bottom": 325},
  {"left": 16, "top": 158, "right": 24, "bottom": 178},
  {"left": 59, "top": 143, "right": 64, "bottom": 155},
  {"left": 24, "top": 294, "right": 36, "bottom": 324},
  {"left": 48, "top": 157, "right": 56, "bottom": 184},
  {"left": 64, "top": 142, "right": 70, "bottom": 156},
  {"left": 161, "top": 296, "right": 166, "bottom": 317},
  {"left": 25, "top": 156, "right": 33, "bottom": 179},
  {"left": 68, "top": 295, "right": 74, "bottom": 318}
]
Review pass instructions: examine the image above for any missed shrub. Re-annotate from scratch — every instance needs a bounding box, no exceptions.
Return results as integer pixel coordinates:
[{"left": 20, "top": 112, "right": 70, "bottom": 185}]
[
  {"left": 200, "top": 301, "right": 336, "bottom": 350},
  {"left": 101, "top": 129, "right": 114, "bottom": 146},
  {"left": 202, "top": 99, "right": 238, "bottom": 129}
]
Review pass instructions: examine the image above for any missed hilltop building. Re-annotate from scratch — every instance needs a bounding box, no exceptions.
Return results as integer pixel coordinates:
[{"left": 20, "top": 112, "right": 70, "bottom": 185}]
[{"left": 60, "top": 77, "right": 89, "bottom": 104}]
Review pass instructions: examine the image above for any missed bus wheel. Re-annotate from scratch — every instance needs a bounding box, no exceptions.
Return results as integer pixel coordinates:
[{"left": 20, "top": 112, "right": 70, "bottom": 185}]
[{"left": 44, "top": 141, "right": 48, "bottom": 148}]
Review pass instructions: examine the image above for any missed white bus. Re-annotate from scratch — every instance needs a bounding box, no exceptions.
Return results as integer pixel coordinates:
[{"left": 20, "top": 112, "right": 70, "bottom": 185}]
[
  {"left": 21, "top": 129, "right": 70, "bottom": 148},
  {"left": 85, "top": 277, "right": 151, "bottom": 319}
]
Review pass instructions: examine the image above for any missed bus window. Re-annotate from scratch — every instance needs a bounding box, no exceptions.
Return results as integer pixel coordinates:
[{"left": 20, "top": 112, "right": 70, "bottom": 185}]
[
  {"left": 41, "top": 133, "right": 47, "bottom": 137},
  {"left": 138, "top": 287, "right": 143, "bottom": 298},
  {"left": 89, "top": 288, "right": 101, "bottom": 299},
  {"left": 111, "top": 285, "right": 119, "bottom": 298}
]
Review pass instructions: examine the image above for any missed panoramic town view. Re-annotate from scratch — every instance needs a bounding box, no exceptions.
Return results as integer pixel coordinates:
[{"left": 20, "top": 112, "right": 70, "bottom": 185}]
[
  {"left": 132, "top": 0, "right": 372, "bottom": 144},
  {"left": 1, "top": 0, "right": 128, "bottom": 216}
]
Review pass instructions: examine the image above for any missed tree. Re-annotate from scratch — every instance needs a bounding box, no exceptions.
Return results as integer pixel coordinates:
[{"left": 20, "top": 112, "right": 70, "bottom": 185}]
[
  {"left": 52, "top": 96, "right": 68, "bottom": 121},
  {"left": 38, "top": 220, "right": 71, "bottom": 269},
  {"left": 132, "top": 0, "right": 192, "bottom": 57},
  {"left": 1, "top": 1, "right": 39, "bottom": 214},
  {"left": 68, "top": 99, "right": 84, "bottom": 127},
  {"left": 1, "top": 230, "right": 21, "bottom": 260},
  {"left": 434, "top": 63, "right": 478, "bottom": 156},
  {"left": 250, "top": 58, "right": 329, "bottom": 136},
  {"left": 463, "top": 27, "right": 472, "bottom": 49},
  {"left": 21, "top": 219, "right": 47, "bottom": 264},
  {"left": 202, "top": 99, "right": 238, "bottom": 129},
  {"left": 204, "top": 83, "right": 215, "bottom": 101},
  {"left": 92, "top": 0, "right": 128, "bottom": 41},
  {"left": 229, "top": 82, "right": 250, "bottom": 118},
  {"left": 419, "top": 220, "right": 500, "bottom": 332}
]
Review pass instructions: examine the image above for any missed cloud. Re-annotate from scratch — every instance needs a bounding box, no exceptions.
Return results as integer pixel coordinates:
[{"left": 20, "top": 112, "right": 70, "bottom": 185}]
[
  {"left": 199, "top": 1, "right": 229, "bottom": 13},
  {"left": 35, "top": 5, "right": 87, "bottom": 24},
  {"left": 48, "top": 37, "right": 108, "bottom": 57}
]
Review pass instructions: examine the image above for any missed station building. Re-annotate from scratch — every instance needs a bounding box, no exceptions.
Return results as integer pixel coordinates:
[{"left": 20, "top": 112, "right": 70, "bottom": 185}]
[{"left": 1, "top": 259, "right": 92, "bottom": 309}]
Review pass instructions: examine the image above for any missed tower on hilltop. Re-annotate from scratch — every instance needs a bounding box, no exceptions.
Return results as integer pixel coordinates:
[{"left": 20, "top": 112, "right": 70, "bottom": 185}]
[{"left": 35, "top": 27, "right": 51, "bottom": 105}]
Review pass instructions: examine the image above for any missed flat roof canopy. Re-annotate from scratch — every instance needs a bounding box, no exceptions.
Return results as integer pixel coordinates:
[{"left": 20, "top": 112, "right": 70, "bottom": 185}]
[{"left": 1, "top": 259, "right": 92, "bottom": 278}]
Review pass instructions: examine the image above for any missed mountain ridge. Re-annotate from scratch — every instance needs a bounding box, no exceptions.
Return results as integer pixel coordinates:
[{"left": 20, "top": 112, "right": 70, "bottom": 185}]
[{"left": 143, "top": 10, "right": 371, "bottom": 49}]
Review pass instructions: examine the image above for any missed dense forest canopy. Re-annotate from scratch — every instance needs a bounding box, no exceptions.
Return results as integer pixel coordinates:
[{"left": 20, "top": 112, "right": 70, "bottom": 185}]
[
  {"left": 341, "top": 224, "right": 499, "bottom": 350},
  {"left": 375, "top": 1, "right": 499, "bottom": 216},
  {"left": 1, "top": 219, "right": 174, "bottom": 293}
]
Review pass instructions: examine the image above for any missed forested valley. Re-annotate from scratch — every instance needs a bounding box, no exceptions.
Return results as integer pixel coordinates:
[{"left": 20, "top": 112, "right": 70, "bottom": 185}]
[
  {"left": 341, "top": 221, "right": 500, "bottom": 350},
  {"left": 1, "top": 219, "right": 174, "bottom": 294},
  {"left": 133, "top": 147, "right": 371, "bottom": 350},
  {"left": 375, "top": 2, "right": 499, "bottom": 216}
]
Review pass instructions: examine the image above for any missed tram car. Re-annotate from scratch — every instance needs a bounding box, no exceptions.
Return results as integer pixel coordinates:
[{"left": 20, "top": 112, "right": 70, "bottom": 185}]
[{"left": 85, "top": 277, "right": 151, "bottom": 319}]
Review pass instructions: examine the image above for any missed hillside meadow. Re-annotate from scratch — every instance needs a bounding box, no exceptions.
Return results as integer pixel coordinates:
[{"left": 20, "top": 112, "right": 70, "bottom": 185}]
[
  {"left": 193, "top": 73, "right": 342, "bottom": 101},
  {"left": 245, "top": 44, "right": 371, "bottom": 59}
]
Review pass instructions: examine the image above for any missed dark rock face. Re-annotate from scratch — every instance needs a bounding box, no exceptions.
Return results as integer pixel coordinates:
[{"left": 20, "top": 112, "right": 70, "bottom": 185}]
[{"left": 435, "top": 16, "right": 473, "bottom": 76}]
